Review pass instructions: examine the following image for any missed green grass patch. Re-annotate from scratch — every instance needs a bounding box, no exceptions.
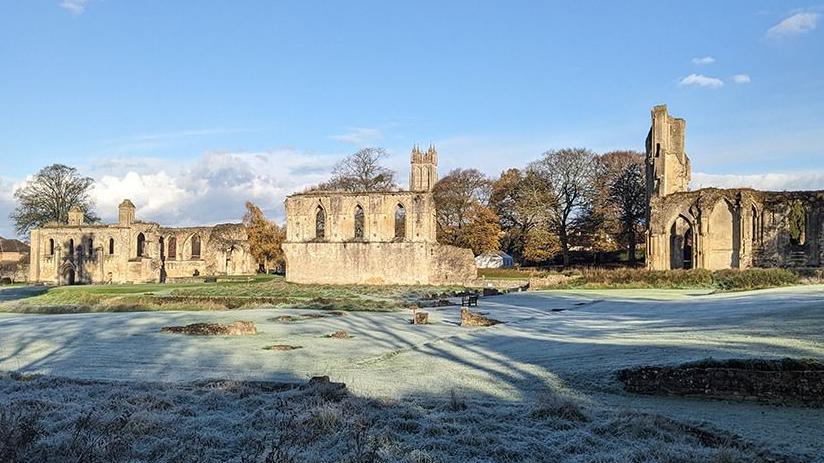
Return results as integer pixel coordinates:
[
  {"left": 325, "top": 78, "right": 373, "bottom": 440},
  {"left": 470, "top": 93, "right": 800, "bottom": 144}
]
[{"left": 0, "top": 277, "right": 468, "bottom": 314}]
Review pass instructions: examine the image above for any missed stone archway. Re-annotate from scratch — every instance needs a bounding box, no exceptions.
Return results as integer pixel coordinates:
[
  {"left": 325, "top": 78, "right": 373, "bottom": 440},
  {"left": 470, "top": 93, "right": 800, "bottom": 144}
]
[
  {"left": 60, "top": 261, "right": 77, "bottom": 285},
  {"left": 669, "top": 215, "right": 694, "bottom": 269}
]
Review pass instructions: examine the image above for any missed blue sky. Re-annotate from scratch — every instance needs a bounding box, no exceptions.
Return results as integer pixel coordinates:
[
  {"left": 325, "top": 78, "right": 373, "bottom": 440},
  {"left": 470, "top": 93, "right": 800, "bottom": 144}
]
[{"left": 1, "top": 1, "right": 823, "bottom": 238}]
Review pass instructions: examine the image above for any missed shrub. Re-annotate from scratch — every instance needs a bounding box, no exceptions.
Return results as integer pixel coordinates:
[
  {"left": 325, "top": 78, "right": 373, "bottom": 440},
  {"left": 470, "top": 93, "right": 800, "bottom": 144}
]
[{"left": 712, "top": 268, "right": 798, "bottom": 291}]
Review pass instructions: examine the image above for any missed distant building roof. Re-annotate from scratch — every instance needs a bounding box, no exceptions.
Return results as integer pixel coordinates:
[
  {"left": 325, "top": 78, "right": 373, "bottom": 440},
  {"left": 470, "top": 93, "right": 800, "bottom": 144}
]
[{"left": 0, "top": 237, "right": 30, "bottom": 254}]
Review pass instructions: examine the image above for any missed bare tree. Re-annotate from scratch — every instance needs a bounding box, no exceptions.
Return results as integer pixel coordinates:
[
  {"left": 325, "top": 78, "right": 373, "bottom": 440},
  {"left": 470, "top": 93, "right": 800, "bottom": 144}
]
[
  {"left": 603, "top": 151, "right": 646, "bottom": 264},
  {"left": 319, "top": 148, "right": 397, "bottom": 192},
  {"left": 11, "top": 164, "right": 98, "bottom": 236},
  {"left": 526, "top": 148, "right": 597, "bottom": 267}
]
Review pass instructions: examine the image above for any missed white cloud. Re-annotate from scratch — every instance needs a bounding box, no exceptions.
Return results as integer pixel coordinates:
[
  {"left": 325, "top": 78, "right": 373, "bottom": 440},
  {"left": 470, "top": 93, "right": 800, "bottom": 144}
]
[
  {"left": 731, "top": 74, "right": 751, "bottom": 84},
  {"left": 691, "top": 56, "right": 715, "bottom": 65},
  {"left": 0, "top": 150, "right": 338, "bottom": 238},
  {"left": 60, "top": 0, "right": 90, "bottom": 15},
  {"left": 767, "top": 12, "right": 819, "bottom": 38},
  {"left": 692, "top": 171, "right": 824, "bottom": 191},
  {"left": 89, "top": 150, "right": 337, "bottom": 226},
  {"left": 329, "top": 127, "right": 383, "bottom": 145},
  {"left": 678, "top": 74, "right": 724, "bottom": 89}
]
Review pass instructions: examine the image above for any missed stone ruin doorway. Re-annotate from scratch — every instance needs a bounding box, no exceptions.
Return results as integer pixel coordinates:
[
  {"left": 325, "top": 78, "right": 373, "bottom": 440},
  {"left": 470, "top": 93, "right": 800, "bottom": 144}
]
[
  {"left": 670, "top": 216, "right": 694, "bottom": 270},
  {"left": 61, "top": 262, "right": 77, "bottom": 285}
]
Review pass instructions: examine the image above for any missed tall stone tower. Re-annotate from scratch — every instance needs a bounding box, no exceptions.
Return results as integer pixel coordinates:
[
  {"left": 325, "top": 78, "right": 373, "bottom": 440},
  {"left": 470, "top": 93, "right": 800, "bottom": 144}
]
[
  {"left": 118, "top": 199, "right": 136, "bottom": 226},
  {"left": 645, "top": 105, "right": 691, "bottom": 203},
  {"left": 409, "top": 144, "right": 438, "bottom": 192}
]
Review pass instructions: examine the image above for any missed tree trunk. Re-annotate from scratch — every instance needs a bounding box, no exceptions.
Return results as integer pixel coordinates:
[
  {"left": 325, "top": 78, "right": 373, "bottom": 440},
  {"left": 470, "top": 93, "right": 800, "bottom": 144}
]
[
  {"left": 627, "top": 221, "right": 637, "bottom": 265},
  {"left": 560, "top": 227, "right": 570, "bottom": 268}
]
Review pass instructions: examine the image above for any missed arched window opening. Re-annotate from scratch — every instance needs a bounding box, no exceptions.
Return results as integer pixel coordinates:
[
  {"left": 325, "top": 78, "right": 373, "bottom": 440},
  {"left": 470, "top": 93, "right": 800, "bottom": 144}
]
[
  {"left": 109, "top": 238, "right": 115, "bottom": 255},
  {"left": 394, "top": 204, "right": 406, "bottom": 240},
  {"left": 159, "top": 237, "right": 165, "bottom": 261},
  {"left": 655, "top": 143, "right": 661, "bottom": 158},
  {"left": 168, "top": 237, "right": 177, "bottom": 259},
  {"left": 87, "top": 238, "right": 94, "bottom": 257},
  {"left": 191, "top": 234, "right": 201, "bottom": 259},
  {"left": 48, "top": 238, "right": 55, "bottom": 255},
  {"left": 68, "top": 239, "right": 75, "bottom": 257},
  {"left": 788, "top": 201, "right": 806, "bottom": 246},
  {"left": 354, "top": 205, "right": 365, "bottom": 239},
  {"left": 669, "top": 216, "right": 693, "bottom": 270},
  {"left": 315, "top": 206, "right": 326, "bottom": 240},
  {"left": 136, "top": 233, "right": 146, "bottom": 257}
]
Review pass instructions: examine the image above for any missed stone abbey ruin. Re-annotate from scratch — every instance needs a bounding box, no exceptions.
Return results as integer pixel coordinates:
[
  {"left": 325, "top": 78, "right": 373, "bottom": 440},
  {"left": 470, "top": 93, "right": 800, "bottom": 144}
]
[
  {"left": 282, "top": 145, "right": 477, "bottom": 285},
  {"left": 28, "top": 104, "right": 824, "bottom": 285},
  {"left": 28, "top": 200, "right": 254, "bottom": 284},
  {"left": 645, "top": 105, "right": 824, "bottom": 270}
]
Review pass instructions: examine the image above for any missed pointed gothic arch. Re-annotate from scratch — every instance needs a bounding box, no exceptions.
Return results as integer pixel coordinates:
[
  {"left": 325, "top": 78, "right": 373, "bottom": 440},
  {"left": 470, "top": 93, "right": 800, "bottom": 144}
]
[
  {"left": 394, "top": 203, "right": 406, "bottom": 240},
  {"left": 315, "top": 205, "right": 326, "bottom": 240}
]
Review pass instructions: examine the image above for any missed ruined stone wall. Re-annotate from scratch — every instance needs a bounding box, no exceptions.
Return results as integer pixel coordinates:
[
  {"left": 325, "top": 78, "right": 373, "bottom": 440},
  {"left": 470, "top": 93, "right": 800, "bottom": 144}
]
[
  {"left": 618, "top": 364, "right": 824, "bottom": 406},
  {"left": 29, "top": 205, "right": 254, "bottom": 285},
  {"left": 645, "top": 105, "right": 691, "bottom": 204},
  {"left": 647, "top": 188, "right": 824, "bottom": 270},
  {"left": 282, "top": 242, "right": 475, "bottom": 285},
  {"left": 285, "top": 191, "right": 436, "bottom": 243},
  {"left": 283, "top": 188, "right": 477, "bottom": 286}
]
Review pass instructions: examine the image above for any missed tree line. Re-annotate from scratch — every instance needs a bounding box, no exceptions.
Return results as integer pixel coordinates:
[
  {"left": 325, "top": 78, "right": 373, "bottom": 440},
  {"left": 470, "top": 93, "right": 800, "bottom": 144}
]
[
  {"left": 433, "top": 148, "right": 646, "bottom": 267},
  {"left": 11, "top": 146, "right": 647, "bottom": 270}
]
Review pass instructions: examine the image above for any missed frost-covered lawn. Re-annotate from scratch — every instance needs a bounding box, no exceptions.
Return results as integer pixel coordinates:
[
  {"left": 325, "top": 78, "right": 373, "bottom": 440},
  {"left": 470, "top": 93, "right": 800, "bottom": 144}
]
[{"left": 1, "top": 285, "right": 823, "bottom": 461}]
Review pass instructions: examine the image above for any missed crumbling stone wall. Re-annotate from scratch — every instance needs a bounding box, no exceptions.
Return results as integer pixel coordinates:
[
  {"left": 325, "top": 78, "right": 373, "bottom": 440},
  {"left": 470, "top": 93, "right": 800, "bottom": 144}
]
[
  {"left": 645, "top": 104, "right": 824, "bottom": 271},
  {"left": 647, "top": 187, "right": 824, "bottom": 270},
  {"left": 29, "top": 199, "right": 254, "bottom": 285},
  {"left": 618, "top": 362, "right": 824, "bottom": 406}
]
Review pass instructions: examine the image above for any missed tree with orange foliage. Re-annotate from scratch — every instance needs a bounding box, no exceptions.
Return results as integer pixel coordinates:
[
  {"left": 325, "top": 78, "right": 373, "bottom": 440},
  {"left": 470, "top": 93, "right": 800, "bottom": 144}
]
[{"left": 243, "top": 202, "right": 286, "bottom": 272}]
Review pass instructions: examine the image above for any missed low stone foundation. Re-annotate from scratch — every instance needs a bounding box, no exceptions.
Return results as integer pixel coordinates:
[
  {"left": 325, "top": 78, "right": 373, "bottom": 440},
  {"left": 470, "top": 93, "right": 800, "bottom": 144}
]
[{"left": 617, "top": 358, "right": 824, "bottom": 406}]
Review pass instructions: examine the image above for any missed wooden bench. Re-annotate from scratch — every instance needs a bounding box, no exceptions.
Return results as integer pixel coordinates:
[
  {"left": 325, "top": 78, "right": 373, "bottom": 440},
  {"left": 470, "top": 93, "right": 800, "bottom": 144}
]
[{"left": 461, "top": 294, "right": 478, "bottom": 307}]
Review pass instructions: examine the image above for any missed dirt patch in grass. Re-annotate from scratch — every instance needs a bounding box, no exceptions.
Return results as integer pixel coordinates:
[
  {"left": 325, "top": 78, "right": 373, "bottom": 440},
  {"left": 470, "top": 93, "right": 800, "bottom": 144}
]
[
  {"left": 263, "top": 344, "right": 302, "bottom": 351},
  {"left": 160, "top": 321, "right": 257, "bottom": 336}
]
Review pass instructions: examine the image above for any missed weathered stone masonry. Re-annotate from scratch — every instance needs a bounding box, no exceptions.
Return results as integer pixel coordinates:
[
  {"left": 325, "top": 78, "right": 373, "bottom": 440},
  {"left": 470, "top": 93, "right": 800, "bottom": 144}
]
[
  {"left": 282, "top": 146, "right": 477, "bottom": 285},
  {"left": 29, "top": 199, "right": 255, "bottom": 284},
  {"left": 646, "top": 105, "right": 824, "bottom": 270}
]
